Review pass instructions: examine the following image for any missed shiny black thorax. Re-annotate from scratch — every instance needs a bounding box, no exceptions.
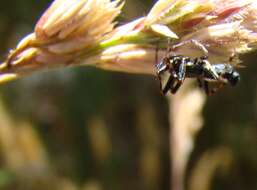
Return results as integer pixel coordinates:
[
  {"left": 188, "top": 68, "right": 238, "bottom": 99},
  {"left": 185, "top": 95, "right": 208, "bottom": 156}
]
[{"left": 156, "top": 55, "right": 240, "bottom": 95}]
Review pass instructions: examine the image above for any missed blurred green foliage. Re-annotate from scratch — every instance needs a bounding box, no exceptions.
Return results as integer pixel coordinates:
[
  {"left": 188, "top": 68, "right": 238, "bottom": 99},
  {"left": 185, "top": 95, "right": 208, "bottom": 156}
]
[{"left": 0, "top": 1, "right": 256, "bottom": 190}]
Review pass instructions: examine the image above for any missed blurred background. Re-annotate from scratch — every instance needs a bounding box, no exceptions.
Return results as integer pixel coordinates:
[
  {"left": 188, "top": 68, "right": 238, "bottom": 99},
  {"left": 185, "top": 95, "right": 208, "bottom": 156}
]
[{"left": 0, "top": 0, "right": 256, "bottom": 190}]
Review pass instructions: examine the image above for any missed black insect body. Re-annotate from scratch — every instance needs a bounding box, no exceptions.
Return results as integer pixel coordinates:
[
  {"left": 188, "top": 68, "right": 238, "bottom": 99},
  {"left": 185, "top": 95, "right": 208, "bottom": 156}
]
[
  {"left": 156, "top": 55, "right": 240, "bottom": 95},
  {"left": 207, "top": 64, "right": 240, "bottom": 86}
]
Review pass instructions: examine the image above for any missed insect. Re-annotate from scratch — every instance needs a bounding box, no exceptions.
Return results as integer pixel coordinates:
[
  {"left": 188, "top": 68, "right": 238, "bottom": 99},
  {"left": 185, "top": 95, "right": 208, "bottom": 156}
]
[{"left": 156, "top": 54, "right": 240, "bottom": 95}]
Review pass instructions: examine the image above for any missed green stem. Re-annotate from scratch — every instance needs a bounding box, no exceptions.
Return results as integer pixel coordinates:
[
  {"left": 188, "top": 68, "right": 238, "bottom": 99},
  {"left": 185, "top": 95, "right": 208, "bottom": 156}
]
[{"left": 100, "top": 32, "right": 161, "bottom": 49}]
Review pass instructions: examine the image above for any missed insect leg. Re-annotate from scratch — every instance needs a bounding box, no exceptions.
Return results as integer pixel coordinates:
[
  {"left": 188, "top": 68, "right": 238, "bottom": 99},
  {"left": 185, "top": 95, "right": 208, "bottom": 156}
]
[
  {"left": 156, "top": 59, "right": 169, "bottom": 74},
  {"left": 201, "top": 58, "right": 220, "bottom": 80},
  {"left": 172, "top": 39, "right": 209, "bottom": 55},
  {"left": 170, "top": 80, "right": 183, "bottom": 94},
  {"left": 210, "top": 82, "right": 226, "bottom": 95},
  {"left": 197, "top": 78, "right": 203, "bottom": 88},
  {"left": 162, "top": 76, "right": 177, "bottom": 95},
  {"left": 155, "top": 43, "right": 159, "bottom": 64},
  {"left": 203, "top": 81, "right": 210, "bottom": 95},
  {"left": 169, "top": 57, "right": 188, "bottom": 94},
  {"left": 197, "top": 78, "right": 211, "bottom": 95}
]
